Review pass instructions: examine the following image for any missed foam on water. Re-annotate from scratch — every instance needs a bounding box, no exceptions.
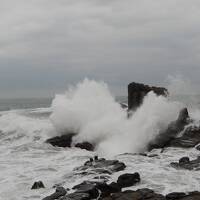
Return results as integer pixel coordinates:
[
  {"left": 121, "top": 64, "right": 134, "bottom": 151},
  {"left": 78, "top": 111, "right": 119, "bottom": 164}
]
[
  {"left": 0, "top": 78, "right": 200, "bottom": 200},
  {"left": 50, "top": 79, "right": 183, "bottom": 156}
]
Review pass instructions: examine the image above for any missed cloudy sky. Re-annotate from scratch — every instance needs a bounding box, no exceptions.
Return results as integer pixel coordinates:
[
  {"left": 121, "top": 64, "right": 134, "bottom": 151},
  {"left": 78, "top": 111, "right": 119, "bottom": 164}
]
[{"left": 0, "top": 0, "right": 200, "bottom": 97}]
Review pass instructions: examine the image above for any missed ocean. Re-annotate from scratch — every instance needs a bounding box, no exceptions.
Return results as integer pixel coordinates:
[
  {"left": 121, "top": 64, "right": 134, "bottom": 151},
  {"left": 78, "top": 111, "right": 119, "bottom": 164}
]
[{"left": 0, "top": 80, "right": 200, "bottom": 200}]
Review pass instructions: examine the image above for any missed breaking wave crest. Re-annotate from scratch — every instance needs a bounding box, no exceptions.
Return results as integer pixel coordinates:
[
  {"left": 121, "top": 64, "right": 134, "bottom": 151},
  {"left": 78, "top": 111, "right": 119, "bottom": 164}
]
[{"left": 50, "top": 79, "right": 184, "bottom": 156}]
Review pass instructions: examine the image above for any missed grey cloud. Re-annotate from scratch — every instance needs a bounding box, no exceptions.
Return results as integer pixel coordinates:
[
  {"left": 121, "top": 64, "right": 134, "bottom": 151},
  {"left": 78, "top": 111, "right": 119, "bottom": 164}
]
[{"left": 0, "top": 0, "right": 200, "bottom": 97}]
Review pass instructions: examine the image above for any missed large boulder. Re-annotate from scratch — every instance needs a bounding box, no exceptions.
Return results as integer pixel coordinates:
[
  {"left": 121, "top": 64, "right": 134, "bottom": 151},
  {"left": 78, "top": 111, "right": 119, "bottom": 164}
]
[
  {"left": 171, "top": 156, "right": 200, "bottom": 170},
  {"left": 42, "top": 187, "right": 67, "bottom": 200},
  {"left": 170, "top": 125, "right": 200, "bottom": 148},
  {"left": 128, "top": 82, "right": 168, "bottom": 110},
  {"left": 72, "top": 181, "right": 121, "bottom": 198},
  {"left": 148, "top": 108, "right": 189, "bottom": 150},
  {"left": 117, "top": 173, "right": 140, "bottom": 188},
  {"left": 75, "top": 157, "right": 126, "bottom": 176},
  {"left": 102, "top": 188, "right": 165, "bottom": 200},
  {"left": 46, "top": 133, "right": 75, "bottom": 148}
]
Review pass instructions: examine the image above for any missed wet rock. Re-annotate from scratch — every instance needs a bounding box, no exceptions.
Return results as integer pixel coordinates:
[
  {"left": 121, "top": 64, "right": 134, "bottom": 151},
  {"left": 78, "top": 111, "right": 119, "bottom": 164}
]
[
  {"left": 117, "top": 173, "right": 140, "bottom": 188},
  {"left": 46, "top": 133, "right": 75, "bottom": 147},
  {"left": 75, "top": 158, "right": 126, "bottom": 176},
  {"left": 72, "top": 181, "right": 121, "bottom": 198},
  {"left": 31, "top": 181, "right": 45, "bottom": 189},
  {"left": 171, "top": 156, "right": 200, "bottom": 170},
  {"left": 128, "top": 82, "right": 167, "bottom": 111},
  {"left": 72, "top": 182, "right": 99, "bottom": 199},
  {"left": 60, "top": 193, "right": 90, "bottom": 200},
  {"left": 102, "top": 188, "right": 165, "bottom": 200},
  {"left": 166, "top": 191, "right": 200, "bottom": 200},
  {"left": 196, "top": 144, "right": 200, "bottom": 151},
  {"left": 148, "top": 108, "right": 189, "bottom": 150},
  {"left": 75, "top": 142, "right": 94, "bottom": 151},
  {"left": 42, "top": 187, "right": 67, "bottom": 200},
  {"left": 170, "top": 125, "right": 200, "bottom": 148},
  {"left": 166, "top": 192, "right": 187, "bottom": 199}
]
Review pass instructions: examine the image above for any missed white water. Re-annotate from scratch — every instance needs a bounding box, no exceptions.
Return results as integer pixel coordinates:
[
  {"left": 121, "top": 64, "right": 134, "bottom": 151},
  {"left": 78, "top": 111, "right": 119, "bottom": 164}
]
[{"left": 0, "top": 79, "right": 200, "bottom": 200}]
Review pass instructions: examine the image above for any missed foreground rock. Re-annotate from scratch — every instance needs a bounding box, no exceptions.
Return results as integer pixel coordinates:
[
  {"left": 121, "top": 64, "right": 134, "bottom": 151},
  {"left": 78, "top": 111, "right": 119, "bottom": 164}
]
[
  {"left": 74, "top": 157, "right": 126, "bottom": 176},
  {"left": 117, "top": 173, "right": 140, "bottom": 188},
  {"left": 148, "top": 108, "right": 189, "bottom": 150},
  {"left": 166, "top": 191, "right": 200, "bottom": 200},
  {"left": 171, "top": 156, "right": 200, "bottom": 170},
  {"left": 102, "top": 188, "right": 165, "bottom": 200},
  {"left": 42, "top": 187, "right": 67, "bottom": 200},
  {"left": 72, "top": 181, "right": 121, "bottom": 199},
  {"left": 128, "top": 82, "right": 168, "bottom": 111}
]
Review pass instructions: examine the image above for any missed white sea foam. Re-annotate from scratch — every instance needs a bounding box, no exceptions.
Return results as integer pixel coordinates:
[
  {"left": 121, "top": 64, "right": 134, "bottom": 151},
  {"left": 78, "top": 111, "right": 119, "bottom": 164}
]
[
  {"left": 0, "top": 78, "right": 200, "bottom": 200},
  {"left": 50, "top": 79, "right": 183, "bottom": 156}
]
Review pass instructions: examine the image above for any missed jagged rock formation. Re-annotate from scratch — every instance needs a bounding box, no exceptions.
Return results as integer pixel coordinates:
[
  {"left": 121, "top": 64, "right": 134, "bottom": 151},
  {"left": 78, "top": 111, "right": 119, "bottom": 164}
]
[{"left": 128, "top": 82, "right": 168, "bottom": 111}]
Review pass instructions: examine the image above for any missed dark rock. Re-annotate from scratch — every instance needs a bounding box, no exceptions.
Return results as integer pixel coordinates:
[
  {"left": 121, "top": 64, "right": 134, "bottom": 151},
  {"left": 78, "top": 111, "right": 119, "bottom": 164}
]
[
  {"left": 128, "top": 82, "right": 168, "bottom": 111},
  {"left": 102, "top": 188, "right": 165, "bottom": 200},
  {"left": 75, "top": 158, "right": 126, "bottom": 176},
  {"left": 73, "top": 181, "right": 121, "bottom": 198},
  {"left": 31, "top": 181, "right": 45, "bottom": 189},
  {"left": 94, "top": 156, "right": 98, "bottom": 161},
  {"left": 166, "top": 191, "right": 200, "bottom": 200},
  {"left": 75, "top": 142, "right": 94, "bottom": 151},
  {"left": 46, "top": 133, "right": 75, "bottom": 147},
  {"left": 196, "top": 144, "right": 200, "bottom": 151},
  {"left": 179, "top": 157, "right": 190, "bottom": 164},
  {"left": 117, "top": 173, "right": 140, "bottom": 188},
  {"left": 72, "top": 181, "right": 99, "bottom": 199},
  {"left": 148, "top": 108, "right": 189, "bottom": 150},
  {"left": 60, "top": 193, "right": 90, "bottom": 200},
  {"left": 171, "top": 156, "right": 200, "bottom": 170},
  {"left": 170, "top": 125, "right": 200, "bottom": 148},
  {"left": 42, "top": 187, "right": 67, "bottom": 200},
  {"left": 166, "top": 192, "right": 187, "bottom": 199}
]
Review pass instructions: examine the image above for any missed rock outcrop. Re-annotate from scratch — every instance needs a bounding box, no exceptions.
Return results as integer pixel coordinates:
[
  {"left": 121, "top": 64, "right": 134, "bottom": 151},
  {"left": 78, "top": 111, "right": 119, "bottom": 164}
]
[
  {"left": 171, "top": 156, "right": 200, "bottom": 170},
  {"left": 46, "top": 133, "right": 75, "bottom": 148},
  {"left": 117, "top": 173, "right": 140, "bottom": 188},
  {"left": 148, "top": 108, "right": 189, "bottom": 150},
  {"left": 170, "top": 125, "right": 200, "bottom": 148},
  {"left": 74, "top": 157, "right": 126, "bottom": 176},
  {"left": 128, "top": 82, "right": 168, "bottom": 111},
  {"left": 42, "top": 187, "right": 67, "bottom": 200}
]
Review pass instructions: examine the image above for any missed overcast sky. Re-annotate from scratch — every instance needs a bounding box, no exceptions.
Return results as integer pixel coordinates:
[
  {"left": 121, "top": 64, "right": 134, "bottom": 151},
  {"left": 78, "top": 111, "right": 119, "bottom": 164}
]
[{"left": 0, "top": 0, "right": 200, "bottom": 97}]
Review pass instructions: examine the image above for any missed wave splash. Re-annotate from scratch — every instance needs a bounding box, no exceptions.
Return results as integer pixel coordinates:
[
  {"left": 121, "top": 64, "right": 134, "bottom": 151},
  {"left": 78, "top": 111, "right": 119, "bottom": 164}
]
[{"left": 50, "top": 79, "right": 184, "bottom": 156}]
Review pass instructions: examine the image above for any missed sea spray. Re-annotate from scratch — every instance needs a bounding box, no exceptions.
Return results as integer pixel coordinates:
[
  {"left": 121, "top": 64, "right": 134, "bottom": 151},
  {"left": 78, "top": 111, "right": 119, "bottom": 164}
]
[{"left": 50, "top": 79, "right": 183, "bottom": 156}]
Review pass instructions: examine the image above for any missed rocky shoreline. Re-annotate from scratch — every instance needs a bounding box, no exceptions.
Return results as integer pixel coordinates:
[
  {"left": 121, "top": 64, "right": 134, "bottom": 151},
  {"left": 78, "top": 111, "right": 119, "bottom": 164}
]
[{"left": 37, "top": 82, "right": 200, "bottom": 200}]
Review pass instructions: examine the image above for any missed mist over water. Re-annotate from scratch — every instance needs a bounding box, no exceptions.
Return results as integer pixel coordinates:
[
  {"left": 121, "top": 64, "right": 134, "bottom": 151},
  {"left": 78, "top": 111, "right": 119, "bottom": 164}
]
[{"left": 50, "top": 79, "right": 184, "bottom": 156}]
